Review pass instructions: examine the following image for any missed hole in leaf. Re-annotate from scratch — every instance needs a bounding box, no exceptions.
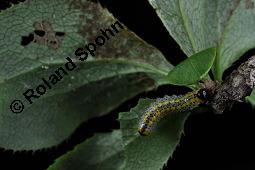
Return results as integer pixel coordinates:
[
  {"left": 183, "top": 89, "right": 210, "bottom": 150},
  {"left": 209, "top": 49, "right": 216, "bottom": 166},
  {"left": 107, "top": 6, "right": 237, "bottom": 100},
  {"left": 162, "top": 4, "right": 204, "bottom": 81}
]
[
  {"left": 55, "top": 32, "right": 65, "bottom": 37},
  {"left": 34, "top": 30, "right": 45, "bottom": 37},
  {"left": 21, "top": 33, "right": 34, "bottom": 46}
]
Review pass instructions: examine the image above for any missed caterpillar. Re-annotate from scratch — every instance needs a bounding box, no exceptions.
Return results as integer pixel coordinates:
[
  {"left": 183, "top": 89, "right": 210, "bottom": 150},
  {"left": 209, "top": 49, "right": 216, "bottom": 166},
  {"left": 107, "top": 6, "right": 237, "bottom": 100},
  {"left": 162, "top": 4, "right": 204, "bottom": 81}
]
[{"left": 138, "top": 89, "right": 208, "bottom": 136}]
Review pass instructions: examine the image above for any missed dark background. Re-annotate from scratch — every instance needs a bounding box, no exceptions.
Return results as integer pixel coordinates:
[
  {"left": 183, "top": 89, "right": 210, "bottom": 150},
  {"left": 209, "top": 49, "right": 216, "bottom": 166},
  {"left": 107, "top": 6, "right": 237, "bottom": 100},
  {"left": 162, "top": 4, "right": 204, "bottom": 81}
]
[{"left": 1, "top": 0, "right": 255, "bottom": 170}]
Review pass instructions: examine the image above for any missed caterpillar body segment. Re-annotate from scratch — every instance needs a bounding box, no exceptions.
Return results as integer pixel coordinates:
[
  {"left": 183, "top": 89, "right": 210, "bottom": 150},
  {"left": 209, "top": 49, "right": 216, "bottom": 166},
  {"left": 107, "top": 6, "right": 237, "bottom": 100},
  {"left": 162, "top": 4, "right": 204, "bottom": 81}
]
[{"left": 138, "top": 89, "right": 208, "bottom": 136}]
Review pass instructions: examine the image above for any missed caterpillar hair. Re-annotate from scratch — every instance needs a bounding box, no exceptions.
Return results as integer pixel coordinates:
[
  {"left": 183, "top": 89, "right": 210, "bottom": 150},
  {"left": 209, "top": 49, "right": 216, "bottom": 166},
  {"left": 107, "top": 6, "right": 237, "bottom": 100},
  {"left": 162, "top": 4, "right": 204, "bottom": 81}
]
[{"left": 138, "top": 89, "right": 208, "bottom": 136}]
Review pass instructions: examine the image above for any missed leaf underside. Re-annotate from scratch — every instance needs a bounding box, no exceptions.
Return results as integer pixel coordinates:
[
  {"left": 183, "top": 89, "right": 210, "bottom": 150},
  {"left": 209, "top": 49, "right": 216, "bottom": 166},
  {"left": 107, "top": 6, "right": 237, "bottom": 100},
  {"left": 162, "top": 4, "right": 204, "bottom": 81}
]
[
  {"left": 0, "top": 0, "right": 173, "bottom": 150},
  {"left": 148, "top": 0, "right": 255, "bottom": 81}
]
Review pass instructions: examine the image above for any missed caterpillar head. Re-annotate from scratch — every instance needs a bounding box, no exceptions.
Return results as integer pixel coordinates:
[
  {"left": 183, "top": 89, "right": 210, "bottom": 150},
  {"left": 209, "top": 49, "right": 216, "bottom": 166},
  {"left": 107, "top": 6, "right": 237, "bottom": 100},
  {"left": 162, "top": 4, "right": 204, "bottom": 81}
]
[
  {"left": 197, "top": 89, "right": 209, "bottom": 100},
  {"left": 138, "top": 122, "right": 155, "bottom": 136}
]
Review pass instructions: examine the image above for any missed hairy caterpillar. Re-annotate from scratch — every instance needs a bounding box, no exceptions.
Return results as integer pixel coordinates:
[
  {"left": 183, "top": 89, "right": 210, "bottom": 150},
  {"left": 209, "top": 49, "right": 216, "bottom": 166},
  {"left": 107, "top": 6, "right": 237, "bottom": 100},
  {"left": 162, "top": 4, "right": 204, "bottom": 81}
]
[{"left": 138, "top": 89, "right": 208, "bottom": 136}]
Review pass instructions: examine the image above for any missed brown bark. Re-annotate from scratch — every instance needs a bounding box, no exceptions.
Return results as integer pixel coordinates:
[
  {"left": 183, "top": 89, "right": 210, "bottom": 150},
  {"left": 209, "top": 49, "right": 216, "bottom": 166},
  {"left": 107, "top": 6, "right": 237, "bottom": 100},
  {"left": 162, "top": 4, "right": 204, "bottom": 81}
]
[{"left": 205, "top": 56, "right": 255, "bottom": 114}]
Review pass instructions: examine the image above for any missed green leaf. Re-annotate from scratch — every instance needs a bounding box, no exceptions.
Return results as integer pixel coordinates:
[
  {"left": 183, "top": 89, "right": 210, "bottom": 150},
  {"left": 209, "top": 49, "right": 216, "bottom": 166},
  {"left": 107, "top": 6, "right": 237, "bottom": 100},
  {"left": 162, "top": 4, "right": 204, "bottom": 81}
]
[
  {"left": 246, "top": 89, "right": 255, "bottom": 107},
  {"left": 0, "top": 0, "right": 173, "bottom": 150},
  {"left": 148, "top": 0, "right": 255, "bottom": 80},
  {"left": 167, "top": 47, "right": 216, "bottom": 86},
  {"left": 48, "top": 98, "right": 189, "bottom": 170},
  {"left": 119, "top": 98, "right": 189, "bottom": 170},
  {"left": 48, "top": 130, "right": 125, "bottom": 170}
]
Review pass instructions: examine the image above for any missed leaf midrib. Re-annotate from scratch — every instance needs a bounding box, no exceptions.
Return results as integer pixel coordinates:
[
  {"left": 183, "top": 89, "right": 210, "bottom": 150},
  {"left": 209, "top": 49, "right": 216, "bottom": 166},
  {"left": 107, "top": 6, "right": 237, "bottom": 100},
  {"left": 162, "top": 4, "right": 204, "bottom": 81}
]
[
  {"left": 178, "top": 0, "right": 197, "bottom": 53},
  {"left": 215, "top": 0, "right": 241, "bottom": 80},
  {"left": 1, "top": 58, "right": 169, "bottom": 84}
]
